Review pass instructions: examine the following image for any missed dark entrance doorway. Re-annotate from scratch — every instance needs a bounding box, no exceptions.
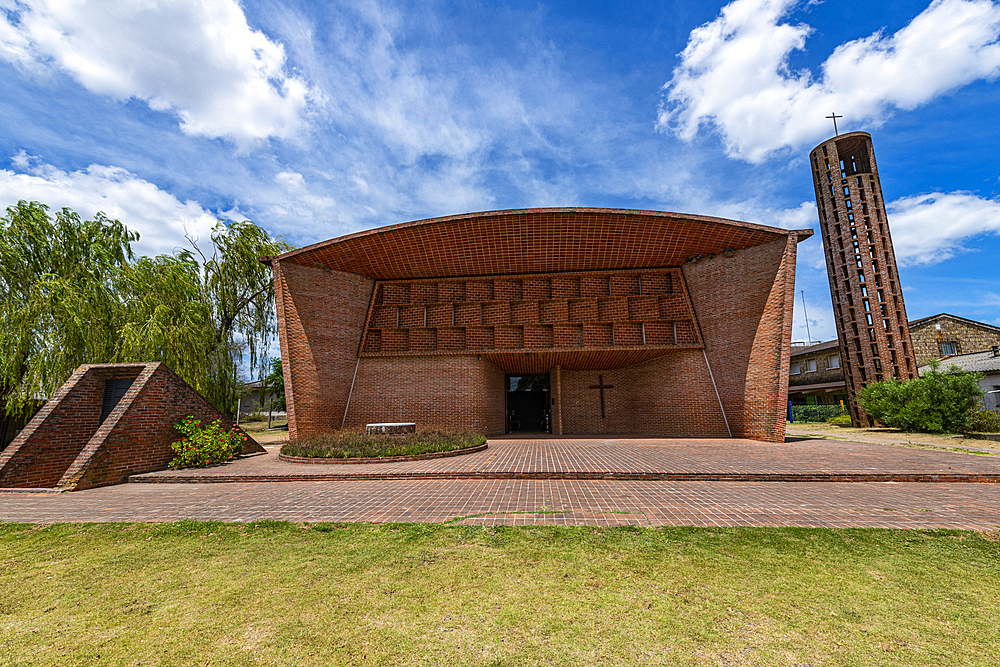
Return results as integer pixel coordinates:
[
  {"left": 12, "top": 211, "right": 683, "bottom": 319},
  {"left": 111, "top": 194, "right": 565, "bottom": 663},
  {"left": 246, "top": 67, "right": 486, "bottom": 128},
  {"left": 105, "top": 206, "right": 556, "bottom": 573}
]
[{"left": 506, "top": 375, "right": 550, "bottom": 433}]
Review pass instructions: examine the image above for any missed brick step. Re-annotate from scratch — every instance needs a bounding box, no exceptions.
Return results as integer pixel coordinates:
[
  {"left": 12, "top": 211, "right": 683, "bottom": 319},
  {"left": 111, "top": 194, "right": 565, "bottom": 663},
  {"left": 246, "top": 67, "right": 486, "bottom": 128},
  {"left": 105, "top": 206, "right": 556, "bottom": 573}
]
[{"left": 128, "top": 471, "right": 1000, "bottom": 484}]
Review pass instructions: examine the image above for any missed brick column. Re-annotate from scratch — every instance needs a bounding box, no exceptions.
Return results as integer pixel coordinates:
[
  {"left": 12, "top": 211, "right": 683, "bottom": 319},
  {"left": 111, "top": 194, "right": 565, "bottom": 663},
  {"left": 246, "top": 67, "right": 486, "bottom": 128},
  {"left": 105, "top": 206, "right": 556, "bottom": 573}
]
[{"left": 810, "top": 132, "right": 918, "bottom": 425}]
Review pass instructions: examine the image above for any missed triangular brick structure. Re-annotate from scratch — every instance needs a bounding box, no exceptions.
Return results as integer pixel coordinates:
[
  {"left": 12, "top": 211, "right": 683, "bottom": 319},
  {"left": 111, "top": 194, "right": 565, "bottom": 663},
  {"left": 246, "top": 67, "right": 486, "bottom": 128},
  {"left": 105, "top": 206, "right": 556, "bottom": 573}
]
[{"left": 0, "top": 362, "right": 263, "bottom": 491}]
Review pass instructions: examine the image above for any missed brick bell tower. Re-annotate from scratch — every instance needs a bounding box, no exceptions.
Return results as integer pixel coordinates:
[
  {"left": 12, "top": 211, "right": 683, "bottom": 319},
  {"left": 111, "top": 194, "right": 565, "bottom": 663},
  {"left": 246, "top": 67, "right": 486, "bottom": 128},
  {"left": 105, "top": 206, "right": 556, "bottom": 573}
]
[{"left": 809, "top": 130, "right": 918, "bottom": 426}]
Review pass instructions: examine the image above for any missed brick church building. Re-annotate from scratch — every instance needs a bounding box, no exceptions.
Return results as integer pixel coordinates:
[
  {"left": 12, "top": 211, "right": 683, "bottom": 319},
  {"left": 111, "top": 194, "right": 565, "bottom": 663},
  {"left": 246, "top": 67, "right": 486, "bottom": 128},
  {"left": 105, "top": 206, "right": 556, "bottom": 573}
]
[{"left": 267, "top": 208, "right": 811, "bottom": 443}]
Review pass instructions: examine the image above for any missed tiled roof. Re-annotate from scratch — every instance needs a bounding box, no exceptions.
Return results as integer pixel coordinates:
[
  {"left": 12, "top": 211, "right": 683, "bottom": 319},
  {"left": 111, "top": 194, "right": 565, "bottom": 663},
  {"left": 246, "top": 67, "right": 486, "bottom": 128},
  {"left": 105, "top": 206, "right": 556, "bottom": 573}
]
[
  {"left": 787, "top": 380, "right": 847, "bottom": 392},
  {"left": 919, "top": 349, "right": 1000, "bottom": 375},
  {"left": 269, "top": 207, "right": 812, "bottom": 280},
  {"left": 790, "top": 340, "right": 840, "bottom": 358},
  {"left": 908, "top": 313, "right": 1000, "bottom": 333}
]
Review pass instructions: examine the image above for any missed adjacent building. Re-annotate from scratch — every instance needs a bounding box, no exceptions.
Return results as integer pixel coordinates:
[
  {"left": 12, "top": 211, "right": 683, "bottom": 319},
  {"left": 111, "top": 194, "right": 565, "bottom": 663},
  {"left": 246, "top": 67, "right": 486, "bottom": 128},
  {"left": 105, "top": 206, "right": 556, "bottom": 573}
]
[
  {"left": 787, "top": 341, "right": 848, "bottom": 407},
  {"left": 267, "top": 208, "right": 811, "bottom": 443},
  {"left": 909, "top": 313, "right": 1000, "bottom": 363},
  {"left": 787, "top": 314, "right": 1000, "bottom": 408}
]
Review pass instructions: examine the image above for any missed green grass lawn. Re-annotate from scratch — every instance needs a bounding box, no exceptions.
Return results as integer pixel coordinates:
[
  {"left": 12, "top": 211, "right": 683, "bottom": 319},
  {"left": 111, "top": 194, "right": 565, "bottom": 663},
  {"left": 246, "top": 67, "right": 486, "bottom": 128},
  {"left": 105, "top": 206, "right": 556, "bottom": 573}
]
[{"left": 1, "top": 522, "right": 997, "bottom": 665}]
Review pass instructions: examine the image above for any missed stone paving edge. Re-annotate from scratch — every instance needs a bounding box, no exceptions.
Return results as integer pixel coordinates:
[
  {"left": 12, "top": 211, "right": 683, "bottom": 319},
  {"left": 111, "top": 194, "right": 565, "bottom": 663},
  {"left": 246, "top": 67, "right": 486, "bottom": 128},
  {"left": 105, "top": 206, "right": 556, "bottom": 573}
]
[{"left": 127, "top": 471, "right": 1000, "bottom": 484}]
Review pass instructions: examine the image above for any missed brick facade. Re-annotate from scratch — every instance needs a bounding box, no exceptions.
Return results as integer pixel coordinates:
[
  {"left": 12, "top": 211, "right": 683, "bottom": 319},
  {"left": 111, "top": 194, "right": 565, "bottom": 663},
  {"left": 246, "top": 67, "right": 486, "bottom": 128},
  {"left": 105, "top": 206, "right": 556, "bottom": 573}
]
[
  {"left": 344, "top": 356, "right": 506, "bottom": 434},
  {"left": 270, "top": 208, "right": 810, "bottom": 443},
  {"left": 558, "top": 352, "right": 729, "bottom": 436},
  {"left": 909, "top": 314, "right": 1000, "bottom": 364},
  {"left": 0, "top": 362, "right": 262, "bottom": 490}
]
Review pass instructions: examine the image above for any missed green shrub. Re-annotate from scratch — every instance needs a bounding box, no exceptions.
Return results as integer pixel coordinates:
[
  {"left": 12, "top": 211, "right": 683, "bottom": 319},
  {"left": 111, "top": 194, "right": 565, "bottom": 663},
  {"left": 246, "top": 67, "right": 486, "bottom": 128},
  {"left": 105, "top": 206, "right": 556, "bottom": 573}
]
[
  {"left": 790, "top": 405, "right": 843, "bottom": 423},
  {"left": 858, "top": 363, "right": 984, "bottom": 433},
  {"left": 169, "top": 416, "right": 246, "bottom": 469},
  {"left": 968, "top": 409, "right": 1000, "bottom": 433},
  {"left": 282, "top": 428, "right": 485, "bottom": 459},
  {"left": 827, "top": 414, "right": 852, "bottom": 425}
]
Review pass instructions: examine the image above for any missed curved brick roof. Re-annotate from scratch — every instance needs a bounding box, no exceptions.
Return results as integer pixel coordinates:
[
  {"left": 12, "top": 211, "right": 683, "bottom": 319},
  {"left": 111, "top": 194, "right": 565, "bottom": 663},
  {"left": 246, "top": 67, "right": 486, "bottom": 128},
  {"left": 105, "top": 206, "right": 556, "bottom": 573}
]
[{"left": 272, "top": 207, "right": 813, "bottom": 280}]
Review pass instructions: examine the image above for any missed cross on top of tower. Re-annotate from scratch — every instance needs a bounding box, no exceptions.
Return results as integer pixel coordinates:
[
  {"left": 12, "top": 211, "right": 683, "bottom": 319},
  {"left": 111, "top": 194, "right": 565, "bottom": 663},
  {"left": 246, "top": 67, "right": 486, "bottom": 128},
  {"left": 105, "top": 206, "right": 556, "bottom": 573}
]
[{"left": 826, "top": 112, "right": 843, "bottom": 136}]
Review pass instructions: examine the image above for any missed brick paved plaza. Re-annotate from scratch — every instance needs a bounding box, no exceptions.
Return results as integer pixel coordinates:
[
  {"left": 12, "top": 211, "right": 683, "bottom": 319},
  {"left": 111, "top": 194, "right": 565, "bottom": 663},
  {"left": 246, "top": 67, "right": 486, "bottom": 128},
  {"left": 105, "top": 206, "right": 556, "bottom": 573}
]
[
  {"left": 2, "top": 436, "right": 999, "bottom": 528},
  {"left": 128, "top": 435, "right": 1000, "bottom": 483}
]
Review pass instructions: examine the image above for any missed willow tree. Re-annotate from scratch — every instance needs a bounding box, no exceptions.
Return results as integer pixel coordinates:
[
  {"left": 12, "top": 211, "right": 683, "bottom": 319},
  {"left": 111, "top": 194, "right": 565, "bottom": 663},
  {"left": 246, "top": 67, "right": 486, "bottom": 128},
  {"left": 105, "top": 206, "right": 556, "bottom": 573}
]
[
  {"left": 0, "top": 201, "right": 136, "bottom": 420},
  {"left": 0, "top": 201, "right": 291, "bottom": 428},
  {"left": 177, "top": 220, "right": 291, "bottom": 414},
  {"left": 114, "top": 251, "right": 215, "bottom": 398}
]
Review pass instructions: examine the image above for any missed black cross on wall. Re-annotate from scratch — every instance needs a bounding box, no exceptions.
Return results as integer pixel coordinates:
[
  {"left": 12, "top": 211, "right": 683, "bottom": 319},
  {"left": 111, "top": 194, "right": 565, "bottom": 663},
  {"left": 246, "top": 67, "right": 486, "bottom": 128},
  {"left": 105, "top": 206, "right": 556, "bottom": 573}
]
[{"left": 589, "top": 374, "right": 614, "bottom": 419}]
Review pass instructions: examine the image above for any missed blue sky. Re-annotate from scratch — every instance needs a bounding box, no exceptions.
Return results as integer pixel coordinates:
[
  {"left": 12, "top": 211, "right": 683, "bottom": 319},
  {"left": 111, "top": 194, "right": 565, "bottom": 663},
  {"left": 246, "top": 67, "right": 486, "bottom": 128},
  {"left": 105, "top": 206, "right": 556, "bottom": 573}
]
[{"left": 1, "top": 0, "right": 999, "bottom": 344}]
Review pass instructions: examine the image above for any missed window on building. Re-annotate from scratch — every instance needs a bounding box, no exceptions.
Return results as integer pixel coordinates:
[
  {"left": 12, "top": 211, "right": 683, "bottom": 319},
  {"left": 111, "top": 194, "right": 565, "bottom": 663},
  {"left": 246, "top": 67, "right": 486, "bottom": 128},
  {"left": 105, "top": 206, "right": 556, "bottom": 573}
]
[
  {"left": 940, "top": 341, "right": 958, "bottom": 356},
  {"left": 805, "top": 359, "right": 817, "bottom": 373},
  {"left": 828, "top": 355, "right": 840, "bottom": 369},
  {"left": 790, "top": 362, "right": 801, "bottom": 375}
]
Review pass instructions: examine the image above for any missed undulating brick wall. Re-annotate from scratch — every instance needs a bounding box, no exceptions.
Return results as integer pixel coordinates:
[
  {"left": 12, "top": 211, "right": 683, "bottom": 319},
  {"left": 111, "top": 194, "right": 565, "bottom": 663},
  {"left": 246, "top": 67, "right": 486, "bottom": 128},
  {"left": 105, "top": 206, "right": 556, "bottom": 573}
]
[
  {"left": 683, "top": 236, "right": 798, "bottom": 442},
  {"left": 274, "top": 262, "right": 374, "bottom": 440},
  {"left": 0, "top": 362, "right": 261, "bottom": 490},
  {"left": 359, "top": 269, "right": 698, "bottom": 356}
]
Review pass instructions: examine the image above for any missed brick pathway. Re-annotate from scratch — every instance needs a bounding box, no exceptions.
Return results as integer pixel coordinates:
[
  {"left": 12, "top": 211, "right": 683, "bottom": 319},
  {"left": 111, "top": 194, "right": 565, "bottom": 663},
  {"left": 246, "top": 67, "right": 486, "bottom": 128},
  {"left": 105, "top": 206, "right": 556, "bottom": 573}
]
[
  {"left": 1, "top": 479, "right": 998, "bottom": 529},
  {"left": 128, "top": 436, "right": 1000, "bottom": 483},
  {"left": 2, "top": 437, "right": 1000, "bottom": 528}
]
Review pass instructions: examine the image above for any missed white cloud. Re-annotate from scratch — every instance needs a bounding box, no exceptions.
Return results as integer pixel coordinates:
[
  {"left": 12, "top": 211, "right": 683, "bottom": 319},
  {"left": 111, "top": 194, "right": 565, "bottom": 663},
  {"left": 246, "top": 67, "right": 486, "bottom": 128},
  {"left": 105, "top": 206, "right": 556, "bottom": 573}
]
[
  {"left": 0, "top": 0, "right": 315, "bottom": 144},
  {"left": 0, "top": 152, "right": 219, "bottom": 257},
  {"left": 887, "top": 191, "right": 1000, "bottom": 265},
  {"left": 234, "top": 2, "right": 592, "bottom": 239},
  {"left": 268, "top": 169, "right": 338, "bottom": 222},
  {"left": 658, "top": 0, "right": 1000, "bottom": 162}
]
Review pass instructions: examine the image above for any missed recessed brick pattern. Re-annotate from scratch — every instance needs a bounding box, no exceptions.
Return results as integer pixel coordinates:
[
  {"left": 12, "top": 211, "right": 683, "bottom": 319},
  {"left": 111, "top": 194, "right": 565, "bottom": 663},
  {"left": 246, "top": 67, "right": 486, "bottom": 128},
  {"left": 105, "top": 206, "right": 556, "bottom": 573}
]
[{"left": 358, "top": 268, "right": 698, "bottom": 357}]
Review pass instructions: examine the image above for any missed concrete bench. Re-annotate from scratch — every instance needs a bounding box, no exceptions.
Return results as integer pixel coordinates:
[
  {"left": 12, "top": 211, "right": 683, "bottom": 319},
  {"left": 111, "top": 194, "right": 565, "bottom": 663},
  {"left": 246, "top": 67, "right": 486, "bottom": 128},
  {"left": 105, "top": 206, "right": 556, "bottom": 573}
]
[{"left": 366, "top": 422, "right": 416, "bottom": 436}]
